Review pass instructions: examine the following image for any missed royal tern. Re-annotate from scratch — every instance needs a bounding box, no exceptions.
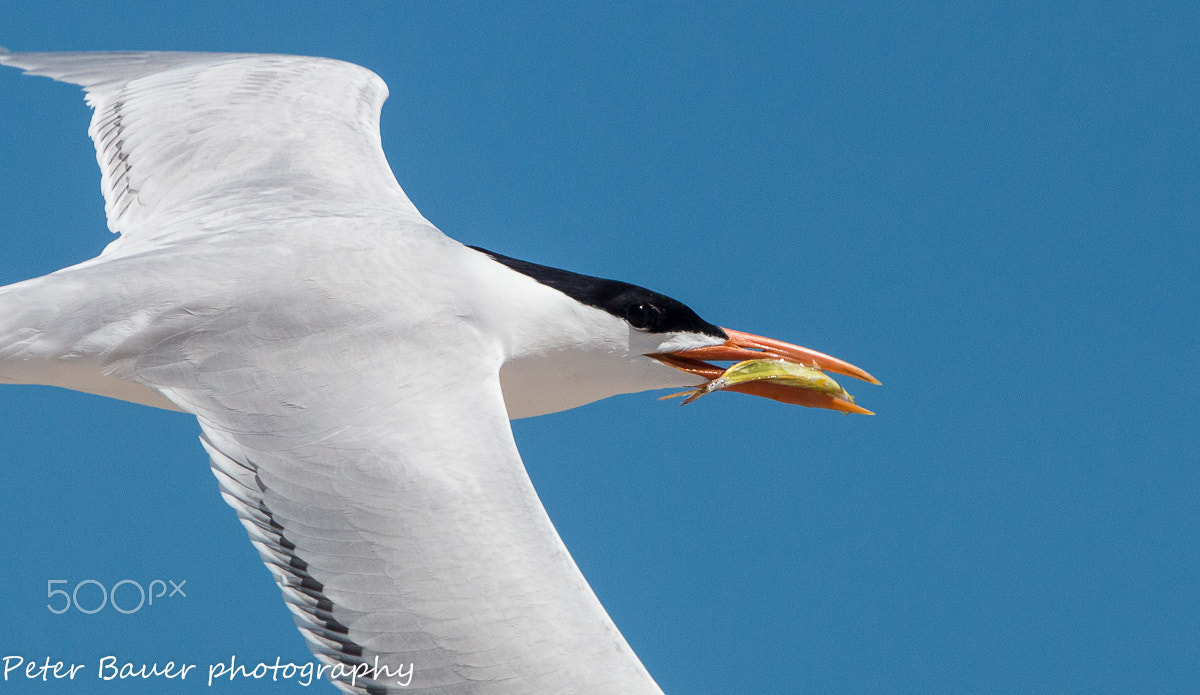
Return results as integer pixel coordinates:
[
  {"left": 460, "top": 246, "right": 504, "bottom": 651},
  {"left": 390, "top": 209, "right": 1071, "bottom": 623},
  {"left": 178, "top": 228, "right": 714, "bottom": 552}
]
[{"left": 0, "top": 51, "right": 877, "bottom": 694}]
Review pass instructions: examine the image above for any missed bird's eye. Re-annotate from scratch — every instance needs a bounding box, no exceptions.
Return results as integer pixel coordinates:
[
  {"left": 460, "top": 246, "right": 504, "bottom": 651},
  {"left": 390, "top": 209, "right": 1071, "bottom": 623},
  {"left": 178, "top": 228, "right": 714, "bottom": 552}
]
[{"left": 625, "top": 303, "right": 660, "bottom": 330}]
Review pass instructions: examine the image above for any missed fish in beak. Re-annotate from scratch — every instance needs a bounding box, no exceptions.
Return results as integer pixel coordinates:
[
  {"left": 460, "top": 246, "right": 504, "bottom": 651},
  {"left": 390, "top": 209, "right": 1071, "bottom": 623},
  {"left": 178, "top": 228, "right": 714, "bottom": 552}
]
[{"left": 652, "top": 328, "right": 879, "bottom": 415}]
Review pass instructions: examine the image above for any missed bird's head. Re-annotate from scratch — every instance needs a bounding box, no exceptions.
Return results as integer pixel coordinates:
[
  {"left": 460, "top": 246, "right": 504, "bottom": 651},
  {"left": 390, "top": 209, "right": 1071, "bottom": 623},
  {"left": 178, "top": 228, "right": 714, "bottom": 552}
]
[{"left": 471, "top": 247, "right": 878, "bottom": 419}]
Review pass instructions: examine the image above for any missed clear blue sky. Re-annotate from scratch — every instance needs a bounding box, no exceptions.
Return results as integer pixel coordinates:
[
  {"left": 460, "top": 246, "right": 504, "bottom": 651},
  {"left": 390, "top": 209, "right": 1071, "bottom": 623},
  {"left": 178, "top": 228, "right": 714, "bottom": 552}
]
[{"left": 1, "top": 3, "right": 1197, "bottom": 693}]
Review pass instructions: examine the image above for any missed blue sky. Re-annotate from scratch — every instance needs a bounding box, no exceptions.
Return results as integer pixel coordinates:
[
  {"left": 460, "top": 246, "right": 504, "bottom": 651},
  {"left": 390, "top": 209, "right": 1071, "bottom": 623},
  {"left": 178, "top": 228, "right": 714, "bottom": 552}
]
[{"left": 1, "top": 3, "right": 1197, "bottom": 693}]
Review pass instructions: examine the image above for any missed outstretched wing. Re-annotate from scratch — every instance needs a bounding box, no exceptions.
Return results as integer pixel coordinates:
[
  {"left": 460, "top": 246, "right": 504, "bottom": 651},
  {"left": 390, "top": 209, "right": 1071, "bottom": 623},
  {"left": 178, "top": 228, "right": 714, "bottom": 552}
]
[
  {"left": 152, "top": 337, "right": 663, "bottom": 695},
  {"left": 0, "top": 51, "right": 425, "bottom": 255}
]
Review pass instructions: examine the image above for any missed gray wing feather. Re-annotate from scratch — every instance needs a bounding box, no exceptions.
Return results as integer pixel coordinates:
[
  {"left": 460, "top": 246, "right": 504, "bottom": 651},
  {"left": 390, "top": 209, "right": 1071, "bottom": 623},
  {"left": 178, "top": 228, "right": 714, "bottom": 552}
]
[{"left": 0, "top": 51, "right": 425, "bottom": 254}]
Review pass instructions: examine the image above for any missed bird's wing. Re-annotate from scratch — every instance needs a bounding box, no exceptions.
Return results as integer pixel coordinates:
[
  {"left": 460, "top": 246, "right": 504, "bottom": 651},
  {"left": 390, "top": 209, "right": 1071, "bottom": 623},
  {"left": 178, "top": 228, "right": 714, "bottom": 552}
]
[
  {"left": 137, "top": 310, "right": 663, "bottom": 695},
  {"left": 0, "top": 51, "right": 425, "bottom": 255}
]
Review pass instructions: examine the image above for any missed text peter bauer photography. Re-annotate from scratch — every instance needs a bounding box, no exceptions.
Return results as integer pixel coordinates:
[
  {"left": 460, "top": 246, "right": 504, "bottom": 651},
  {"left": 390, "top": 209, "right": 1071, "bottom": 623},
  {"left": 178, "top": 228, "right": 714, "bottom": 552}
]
[
  {"left": 2, "top": 655, "right": 416, "bottom": 688},
  {"left": 16, "top": 578, "right": 416, "bottom": 689}
]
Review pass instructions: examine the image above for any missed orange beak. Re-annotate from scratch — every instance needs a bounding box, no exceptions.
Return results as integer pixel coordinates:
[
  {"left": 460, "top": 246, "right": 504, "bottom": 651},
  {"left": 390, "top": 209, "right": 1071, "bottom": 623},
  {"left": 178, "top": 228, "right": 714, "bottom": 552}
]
[{"left": 652, "top": 328, "right": 880, "bottom": 415}]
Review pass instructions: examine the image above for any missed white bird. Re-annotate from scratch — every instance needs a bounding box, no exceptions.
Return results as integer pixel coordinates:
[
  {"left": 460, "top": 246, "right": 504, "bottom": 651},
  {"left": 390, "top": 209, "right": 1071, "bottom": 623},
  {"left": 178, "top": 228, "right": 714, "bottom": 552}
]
[{"left": 0, "top": 51, "right": 877, "bottom": 694}]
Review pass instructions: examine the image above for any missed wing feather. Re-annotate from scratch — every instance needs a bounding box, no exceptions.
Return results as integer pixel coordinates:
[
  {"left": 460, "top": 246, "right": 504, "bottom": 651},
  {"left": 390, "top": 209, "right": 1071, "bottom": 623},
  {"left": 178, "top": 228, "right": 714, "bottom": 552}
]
[
  {"left": 0, "top": 51, "right": 425, "bottom": 255},
  {"left": 180, "top": 373, "right": 665, "bottom": 695}
]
